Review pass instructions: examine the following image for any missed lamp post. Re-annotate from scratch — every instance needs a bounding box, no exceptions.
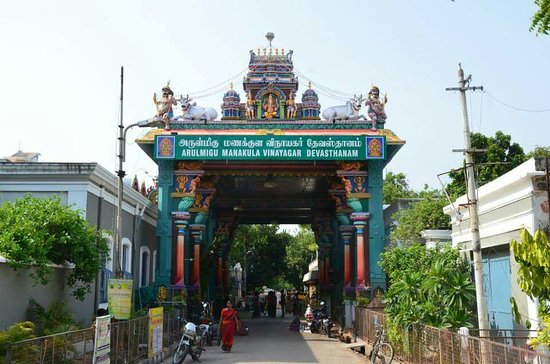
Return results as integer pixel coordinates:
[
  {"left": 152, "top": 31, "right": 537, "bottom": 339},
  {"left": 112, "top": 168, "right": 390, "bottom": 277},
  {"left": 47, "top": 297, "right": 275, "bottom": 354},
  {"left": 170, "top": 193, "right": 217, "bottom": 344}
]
[{"left": 114, "top": 117, "right": 163, "bottom": 277}]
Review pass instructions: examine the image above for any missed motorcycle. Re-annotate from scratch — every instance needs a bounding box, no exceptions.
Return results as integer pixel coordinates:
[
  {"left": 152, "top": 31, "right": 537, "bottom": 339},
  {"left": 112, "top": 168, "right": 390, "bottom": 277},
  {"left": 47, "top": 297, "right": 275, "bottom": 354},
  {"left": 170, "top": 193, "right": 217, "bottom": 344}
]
[
  {"left": 197, "top": 302, "right": 214, "bottom": 346},
  {"left": 173, "top": 320, "right": 205, "bottom": 363}
]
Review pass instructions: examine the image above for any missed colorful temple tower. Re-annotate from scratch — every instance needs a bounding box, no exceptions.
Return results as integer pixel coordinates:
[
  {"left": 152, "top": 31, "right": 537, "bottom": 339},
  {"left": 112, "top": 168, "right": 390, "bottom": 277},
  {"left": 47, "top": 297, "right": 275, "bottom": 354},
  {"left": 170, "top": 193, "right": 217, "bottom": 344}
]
[{"left": 137, "top": 35, "right": 405, "bottom": 324}]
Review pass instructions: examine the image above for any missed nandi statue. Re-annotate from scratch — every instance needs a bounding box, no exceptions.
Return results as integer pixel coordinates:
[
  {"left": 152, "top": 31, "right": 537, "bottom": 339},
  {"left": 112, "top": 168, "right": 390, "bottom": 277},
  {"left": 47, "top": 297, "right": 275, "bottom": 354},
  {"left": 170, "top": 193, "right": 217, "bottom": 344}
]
[
  {"left": 177, "top": 95, "right": 218, "bottom": 122},
  {"left": 322, "top": 94, "right": 367, "bottom": 122}
]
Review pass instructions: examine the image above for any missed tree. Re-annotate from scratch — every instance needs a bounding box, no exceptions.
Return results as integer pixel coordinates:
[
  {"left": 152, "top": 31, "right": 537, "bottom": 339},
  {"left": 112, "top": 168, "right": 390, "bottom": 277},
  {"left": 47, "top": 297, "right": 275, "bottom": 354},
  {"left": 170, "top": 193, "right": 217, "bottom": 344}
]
[
  {"left": 526, "top": 145, "right": 550, "bottom": 159},
  {"left": 282, "top": 225, "right": 317, "bottom": 289},
  {"left": 381, "top": 244, "right": 474, "bottom": 344},
  {"left": 510, "top": 228, "right": 550, "bottom": 347},
  {"left": 0, "top": 195, "right": 109, "bottom": 300},
  {"left": 531, "top": 0, "right": 550, "bottom": 35},
  {"left": 383, "top": 171, "right": 417, "bottom": 204},
  {"left": 389, "top": 194, "right": 451, "bottom": 245},
  {"left": 447, "top": 131, "right": 526, "bottom": 197}
]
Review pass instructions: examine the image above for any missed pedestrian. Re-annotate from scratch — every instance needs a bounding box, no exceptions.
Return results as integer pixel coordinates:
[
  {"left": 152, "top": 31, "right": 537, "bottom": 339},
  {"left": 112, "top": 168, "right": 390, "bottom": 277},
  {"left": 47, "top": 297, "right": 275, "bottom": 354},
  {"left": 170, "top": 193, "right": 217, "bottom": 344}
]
[
  {"left": 219, "top": 300, "right": 238, "bottom": 353},
  {"left": 280, "top": 290, "right": 286, "bottom": 318}
]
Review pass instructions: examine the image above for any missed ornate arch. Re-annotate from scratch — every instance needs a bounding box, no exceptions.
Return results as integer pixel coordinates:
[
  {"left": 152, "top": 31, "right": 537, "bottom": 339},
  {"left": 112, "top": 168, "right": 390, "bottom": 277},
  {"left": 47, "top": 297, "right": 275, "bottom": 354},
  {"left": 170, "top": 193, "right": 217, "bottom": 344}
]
[{"left": 254, "top": 83, "right": 286, "bottom": 100}]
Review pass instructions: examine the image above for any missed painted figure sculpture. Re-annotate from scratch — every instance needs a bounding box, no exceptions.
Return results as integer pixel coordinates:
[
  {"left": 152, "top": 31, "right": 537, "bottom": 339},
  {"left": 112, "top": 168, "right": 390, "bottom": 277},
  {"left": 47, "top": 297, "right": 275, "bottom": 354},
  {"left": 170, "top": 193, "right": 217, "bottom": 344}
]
[
  {"left": 286, "top": 91, "right": 297, "bottom": 119},
  {"left": 177, "top": 95, "right": 218, "bottom": 122},
  {"left": 245, "top": 91, "right": 255, "bottom": 119},
  {"left": 365, "top": 86, "right": 387, "bottom": 131},
  {"left": 153, "top": 82, "right": 177, "bottom": 129},
  {"left": 322, "top": 95, "right": 367, "bottom": 122},
  {"left": 263, "top": 94, "right": 278, "bottom": 119}
]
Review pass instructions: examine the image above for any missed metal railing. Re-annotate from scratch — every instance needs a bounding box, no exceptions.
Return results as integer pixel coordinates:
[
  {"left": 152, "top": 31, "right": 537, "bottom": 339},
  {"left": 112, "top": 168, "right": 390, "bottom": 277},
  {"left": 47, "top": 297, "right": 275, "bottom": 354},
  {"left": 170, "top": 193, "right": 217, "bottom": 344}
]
[
  {"left": 2, "top": 309, "right": 183, "bottom": 364},
  {"left": 355, "top": 307, "right": 550, "bottom": 364}
]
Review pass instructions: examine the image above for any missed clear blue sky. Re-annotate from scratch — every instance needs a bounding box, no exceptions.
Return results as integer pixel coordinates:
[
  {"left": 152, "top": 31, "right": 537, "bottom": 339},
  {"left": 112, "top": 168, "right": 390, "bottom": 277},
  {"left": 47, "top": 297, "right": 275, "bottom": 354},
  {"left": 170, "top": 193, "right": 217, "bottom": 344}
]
[{"left": 1, "top": 0, "right": 548, "bottom": 190}]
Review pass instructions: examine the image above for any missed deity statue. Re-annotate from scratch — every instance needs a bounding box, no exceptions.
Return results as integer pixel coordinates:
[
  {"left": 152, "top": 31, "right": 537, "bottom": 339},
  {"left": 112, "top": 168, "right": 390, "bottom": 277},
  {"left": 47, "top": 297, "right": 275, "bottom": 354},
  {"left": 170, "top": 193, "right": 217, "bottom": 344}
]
[
  {"left": 262, "top": 93, "right": 279, "bottom": 119},
  {"left": 285, "top": 91, "right": 297, "bottom": 119},
  {"left": 153, "top": 82, "right": 177, "bottom": 129},
  {"left": 245, "top": 91, "right": 255, "bottom": 119},
  {"left": 365, "top": 86, "right": 388, "bottom": 131}
]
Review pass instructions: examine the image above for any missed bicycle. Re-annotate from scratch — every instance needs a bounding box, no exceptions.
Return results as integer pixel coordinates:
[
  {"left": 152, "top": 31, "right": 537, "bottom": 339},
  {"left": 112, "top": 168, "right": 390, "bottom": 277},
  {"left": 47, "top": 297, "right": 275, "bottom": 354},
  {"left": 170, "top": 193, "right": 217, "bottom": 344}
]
[{"left": 369, "top": 324, "right": 394, "bottom": 364}]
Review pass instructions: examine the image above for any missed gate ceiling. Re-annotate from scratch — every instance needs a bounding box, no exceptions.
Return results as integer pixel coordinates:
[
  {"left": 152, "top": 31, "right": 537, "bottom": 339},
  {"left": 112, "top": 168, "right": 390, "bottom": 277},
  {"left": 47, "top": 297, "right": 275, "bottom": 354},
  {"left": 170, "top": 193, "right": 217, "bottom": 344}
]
[{"left": 207, "top": 161, "right": 336, "bottom": 224}]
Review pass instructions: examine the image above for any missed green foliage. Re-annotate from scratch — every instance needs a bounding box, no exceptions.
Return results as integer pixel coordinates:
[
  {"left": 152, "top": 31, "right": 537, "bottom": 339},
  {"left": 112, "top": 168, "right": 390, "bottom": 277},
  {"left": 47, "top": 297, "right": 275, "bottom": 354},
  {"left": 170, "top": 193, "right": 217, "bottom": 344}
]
[
  {"left": 0, "top": 321, "right": 36, "bottom": 360},
  {"left": 510, "top": 228, "right": 550, "bottom": 347},
  {"left": 229, "top": 224, "right": 317, "bottom": 291},
  {"left": 381, "top": 245, "right": 474, "bottom": 335},
  {"left": 0, "top": 195, "right": 109, "bottom": 300},
  {"left": 283, "top": 226, "right": 317, "bottom": 289},
  {"left": 27, "top": 298, "right": 79, "bottom": 335},
  {"left": 383, "top": 171, "right": 417, "bottom": 204},
  {"left": 447, "top": 131, "right": 526, "bottom": 198},
  {"left": 526, "top": 145, "right": 550, "bottom": 159},
  {"left": 389, "top": 197, "right": 451, "bottom": 245},
  {"left": 531, "top": 0, "right": 550, "bottom": 35},
  {"left": 356, "top": 296, "right": 370, "bottom": 307}
]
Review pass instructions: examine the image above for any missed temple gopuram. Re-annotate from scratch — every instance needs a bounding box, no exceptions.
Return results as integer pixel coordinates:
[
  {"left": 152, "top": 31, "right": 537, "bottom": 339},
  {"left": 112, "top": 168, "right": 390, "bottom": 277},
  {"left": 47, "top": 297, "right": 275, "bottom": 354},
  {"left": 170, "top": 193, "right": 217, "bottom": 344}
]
[{"left": 137, "top": 35, "right": 405, "bottom": 324}]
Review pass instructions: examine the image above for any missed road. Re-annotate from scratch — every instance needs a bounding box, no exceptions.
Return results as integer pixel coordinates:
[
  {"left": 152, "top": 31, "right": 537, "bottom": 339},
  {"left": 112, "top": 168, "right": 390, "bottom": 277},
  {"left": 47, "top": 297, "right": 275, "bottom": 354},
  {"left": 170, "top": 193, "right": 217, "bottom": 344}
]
[{"left": 163, "top": 316, "right": 366, "bottom": 364}]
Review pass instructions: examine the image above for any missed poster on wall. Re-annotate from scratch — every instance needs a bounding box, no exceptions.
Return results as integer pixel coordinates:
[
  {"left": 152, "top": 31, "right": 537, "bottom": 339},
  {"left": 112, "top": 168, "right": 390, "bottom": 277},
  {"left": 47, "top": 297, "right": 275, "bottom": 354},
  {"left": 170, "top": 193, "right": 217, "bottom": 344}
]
[
  {"left": 107, "top": 279, "right": 133, "bottom": 320},
  {"left": 148, "top": 307, "right": 164, "bottom": 358},
  {"left": 93, "top": 315, "right": 111, "bottom": 364}
]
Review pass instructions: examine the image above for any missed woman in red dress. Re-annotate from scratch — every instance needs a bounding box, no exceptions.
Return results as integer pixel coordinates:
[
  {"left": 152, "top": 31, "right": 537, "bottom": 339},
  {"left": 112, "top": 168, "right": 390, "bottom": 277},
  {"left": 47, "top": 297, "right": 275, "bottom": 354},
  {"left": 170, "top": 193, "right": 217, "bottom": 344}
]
[{"left": 219, "top": 300, "right": 237, "bottom": 352}]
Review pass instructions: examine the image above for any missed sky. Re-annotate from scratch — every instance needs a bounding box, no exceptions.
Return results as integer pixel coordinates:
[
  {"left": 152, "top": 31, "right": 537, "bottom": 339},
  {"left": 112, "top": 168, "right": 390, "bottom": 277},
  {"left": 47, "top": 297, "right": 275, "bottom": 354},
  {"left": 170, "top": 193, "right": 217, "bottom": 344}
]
[{"left": 1, "top": 0, "right": 549, "bottom": 191}]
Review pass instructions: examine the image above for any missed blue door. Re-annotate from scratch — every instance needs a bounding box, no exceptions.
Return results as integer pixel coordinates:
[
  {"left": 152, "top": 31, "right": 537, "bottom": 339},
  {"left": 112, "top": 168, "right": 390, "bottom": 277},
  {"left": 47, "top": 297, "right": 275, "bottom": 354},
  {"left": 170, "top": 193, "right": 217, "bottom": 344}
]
[{"left": 483, "top": 253, "right": 513, "bottom": 341}]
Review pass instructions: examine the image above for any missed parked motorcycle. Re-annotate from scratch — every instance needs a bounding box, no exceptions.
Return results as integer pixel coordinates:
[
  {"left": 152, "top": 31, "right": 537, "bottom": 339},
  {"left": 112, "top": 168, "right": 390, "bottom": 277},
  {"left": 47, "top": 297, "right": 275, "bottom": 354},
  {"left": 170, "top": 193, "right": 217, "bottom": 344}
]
[{"left": 173, "top": 320, "right": 205, "bottom": 363}]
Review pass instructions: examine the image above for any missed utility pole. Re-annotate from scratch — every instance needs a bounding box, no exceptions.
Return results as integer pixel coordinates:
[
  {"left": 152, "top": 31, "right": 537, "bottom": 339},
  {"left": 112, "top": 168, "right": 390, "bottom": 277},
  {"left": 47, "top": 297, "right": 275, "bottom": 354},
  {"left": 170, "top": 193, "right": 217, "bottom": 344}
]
[
  {"left": 115, "top": 66, "right": 125, "bottom": 278},
  {"left": 446, "top": 64, "right": 490, "bottom": 339}
]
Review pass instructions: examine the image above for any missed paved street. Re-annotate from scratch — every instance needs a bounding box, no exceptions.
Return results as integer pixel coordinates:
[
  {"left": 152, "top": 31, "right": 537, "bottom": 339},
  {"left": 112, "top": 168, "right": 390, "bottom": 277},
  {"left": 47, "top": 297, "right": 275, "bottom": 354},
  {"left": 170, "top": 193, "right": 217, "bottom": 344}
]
[{"left": 164, "top": 317, "right": 366, "bottom": 364}]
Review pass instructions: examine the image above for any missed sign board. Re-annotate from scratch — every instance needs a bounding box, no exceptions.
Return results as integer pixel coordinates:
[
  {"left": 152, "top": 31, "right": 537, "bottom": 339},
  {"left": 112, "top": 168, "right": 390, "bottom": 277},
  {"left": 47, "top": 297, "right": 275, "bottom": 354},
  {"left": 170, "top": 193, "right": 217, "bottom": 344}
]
[
  {"left": 93, "top": 315, "right": 111, "bottom": 364},
  {"left": 107, "top": 279, "right": 133, "bottom": 320},
  {"left": 155, "top": 135, "right": 386, "bottom": 161},
  {"left": 148, "top": 307, "right": 164, "bottom": 358}
]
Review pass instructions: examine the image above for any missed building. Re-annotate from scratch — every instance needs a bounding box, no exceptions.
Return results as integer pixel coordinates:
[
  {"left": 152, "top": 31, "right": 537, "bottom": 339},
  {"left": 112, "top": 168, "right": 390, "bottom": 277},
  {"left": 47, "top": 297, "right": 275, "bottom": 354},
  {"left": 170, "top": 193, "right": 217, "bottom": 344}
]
[
  {"left": 443, "top": 157, "right": 549, "bottom": 333},
  {"left": 0, "top": 159, "right": 157, "bottom": 328}
]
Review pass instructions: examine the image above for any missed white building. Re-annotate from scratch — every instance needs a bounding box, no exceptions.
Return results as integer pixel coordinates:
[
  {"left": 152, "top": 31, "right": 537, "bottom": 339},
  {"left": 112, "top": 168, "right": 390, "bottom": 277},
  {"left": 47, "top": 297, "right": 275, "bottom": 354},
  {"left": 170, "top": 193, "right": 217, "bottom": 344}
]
[
  {"left": 444, "top": 158, "right": 549, "bottom": 334},
  {"left": 0, "top": 159, "right": 157, "bottom": 328}
]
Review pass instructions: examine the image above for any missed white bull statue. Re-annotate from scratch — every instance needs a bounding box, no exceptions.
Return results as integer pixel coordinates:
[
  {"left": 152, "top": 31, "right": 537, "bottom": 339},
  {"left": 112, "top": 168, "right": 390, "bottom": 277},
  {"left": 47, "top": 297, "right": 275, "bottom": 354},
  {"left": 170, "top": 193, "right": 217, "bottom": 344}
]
[
  {"left": 322, "top": 94, "right": 367, "bottom": 122},
  {"left": 177, "top": 95, "right": 218, "bottom": 122}
]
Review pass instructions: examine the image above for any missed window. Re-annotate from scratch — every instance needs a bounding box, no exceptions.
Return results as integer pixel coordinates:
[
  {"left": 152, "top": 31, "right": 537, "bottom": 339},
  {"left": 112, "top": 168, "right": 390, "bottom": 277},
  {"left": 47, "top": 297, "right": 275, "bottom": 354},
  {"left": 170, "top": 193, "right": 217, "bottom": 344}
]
[
  {"left": 121, "top": 238, "right": 132, "bottom": 274},
  {"left": 140, "top": 246, "right": 151, "bottom": 287}
]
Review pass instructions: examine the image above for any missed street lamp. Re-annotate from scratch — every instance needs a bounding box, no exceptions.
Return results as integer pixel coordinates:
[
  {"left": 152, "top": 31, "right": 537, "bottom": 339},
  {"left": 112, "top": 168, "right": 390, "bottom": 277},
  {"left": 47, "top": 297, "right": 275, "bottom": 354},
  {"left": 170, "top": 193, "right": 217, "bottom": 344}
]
[{"left": 114, "top": 117, "right": 164, "bottom": 277}]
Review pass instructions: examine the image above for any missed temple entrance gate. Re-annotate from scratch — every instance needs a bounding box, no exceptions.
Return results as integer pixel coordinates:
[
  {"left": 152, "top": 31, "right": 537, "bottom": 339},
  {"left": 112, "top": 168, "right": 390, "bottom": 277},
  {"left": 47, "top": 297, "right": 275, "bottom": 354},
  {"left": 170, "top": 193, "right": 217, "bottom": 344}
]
[{"left": 137, "top": 39, "right": 404, "bottom": 325}]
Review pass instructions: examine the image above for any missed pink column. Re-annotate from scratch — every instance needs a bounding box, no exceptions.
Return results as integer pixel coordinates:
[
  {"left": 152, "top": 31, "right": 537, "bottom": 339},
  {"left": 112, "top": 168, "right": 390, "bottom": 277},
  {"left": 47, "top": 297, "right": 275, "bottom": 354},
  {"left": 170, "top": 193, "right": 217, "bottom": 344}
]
[
  {"left": 339, "top": 225, "right": 354, "bottom": 291},
  {"left": 190, "top": 225, "right": 204, "bottom": 289},
  {"left": 352, "top": 213, "right": 370, "bottom": 292},
  {"left": 172, "top": 216, "right": 188, "bottom": 287}
]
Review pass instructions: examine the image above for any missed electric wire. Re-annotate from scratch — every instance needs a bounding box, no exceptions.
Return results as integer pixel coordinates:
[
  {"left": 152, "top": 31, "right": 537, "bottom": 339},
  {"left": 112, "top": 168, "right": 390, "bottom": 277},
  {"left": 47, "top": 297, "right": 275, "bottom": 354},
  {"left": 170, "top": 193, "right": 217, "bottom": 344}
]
[
  {"left": 186, "top": 68, "right": 248, "bottom": 98},
  {"left": 484, "top": 91, "right": 550, "bottom": 113}
]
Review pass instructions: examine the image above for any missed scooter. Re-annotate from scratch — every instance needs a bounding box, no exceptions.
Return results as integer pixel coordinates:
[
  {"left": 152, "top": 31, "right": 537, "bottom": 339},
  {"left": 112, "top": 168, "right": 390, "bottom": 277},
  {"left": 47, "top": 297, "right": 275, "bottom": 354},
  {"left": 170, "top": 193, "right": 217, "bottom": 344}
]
[
  {"left": 197, "top": 302, "right": 214, "bottom": 346},
  {"left": 173, "top": 319, "right": 205, "bottom": 363}
]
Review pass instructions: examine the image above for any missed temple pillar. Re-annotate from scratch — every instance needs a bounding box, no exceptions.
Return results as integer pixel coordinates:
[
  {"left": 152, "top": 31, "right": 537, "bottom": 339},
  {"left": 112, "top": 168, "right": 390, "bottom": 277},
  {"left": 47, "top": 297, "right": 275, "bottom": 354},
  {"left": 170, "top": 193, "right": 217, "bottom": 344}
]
[
  {"left": 171, "top": 212, "right": 190, "bottom": 288},
  {"left": 339, "top": 225, "right": 354, "bottom": 291},
  {"left": 352, "top": 213, "right": 370, "bottom": 292},
  {"left": 216, "top": 250, "right": 224, "bottom": 289},
  {"left": 155, "top": 160, "right": 174, "bottom": 287},
  {"left": 189, "top": 224, "right": 205, "bottom": 291},
  {"left": 368, "top": 160, "right": 387, "bottom": 290}
]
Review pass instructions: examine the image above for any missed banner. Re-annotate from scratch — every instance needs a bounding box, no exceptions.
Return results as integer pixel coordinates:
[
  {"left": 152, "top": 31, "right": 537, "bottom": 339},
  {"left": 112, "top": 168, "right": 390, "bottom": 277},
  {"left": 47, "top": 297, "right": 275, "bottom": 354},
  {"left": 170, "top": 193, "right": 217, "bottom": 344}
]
[
  {"left": 107, "top": 279, "right": 133, "bottom": 320},
  {"left": 93, "top": 315, "right": 110, "bottom": 364},
  {"left": 148, "top": 307, "right": 164, "bottom": 358},
  {"left": 155, "top": 135, "right": 386, "bottom": 161}
]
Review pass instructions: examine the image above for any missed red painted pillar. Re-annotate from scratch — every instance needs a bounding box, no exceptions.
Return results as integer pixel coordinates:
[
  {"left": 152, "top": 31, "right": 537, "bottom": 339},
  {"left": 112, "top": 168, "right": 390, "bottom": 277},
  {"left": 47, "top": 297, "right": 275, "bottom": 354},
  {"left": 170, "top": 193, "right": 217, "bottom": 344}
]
[
  {"left": 172, "top": 214, "right": 189, "bottom": 287},
  {"left": 339, "top": 225, "right": 354, "bottom": 291},
  {"left": 352, "top": 213, "right": 370, "bottom": 292},
  {"left": 190, "top": 224, "right": 204, "bottom": 290}
]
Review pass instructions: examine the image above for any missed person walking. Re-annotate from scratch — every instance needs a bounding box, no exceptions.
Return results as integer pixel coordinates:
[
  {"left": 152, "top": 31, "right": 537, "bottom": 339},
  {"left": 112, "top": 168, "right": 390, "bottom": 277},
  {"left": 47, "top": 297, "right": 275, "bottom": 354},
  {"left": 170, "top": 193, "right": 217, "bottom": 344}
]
[
  {"left": 280, "top": 290, "right": 286, "bottom": 318},
  {"left": 219, "top": 300, "right": 238, "bottom": 353}
]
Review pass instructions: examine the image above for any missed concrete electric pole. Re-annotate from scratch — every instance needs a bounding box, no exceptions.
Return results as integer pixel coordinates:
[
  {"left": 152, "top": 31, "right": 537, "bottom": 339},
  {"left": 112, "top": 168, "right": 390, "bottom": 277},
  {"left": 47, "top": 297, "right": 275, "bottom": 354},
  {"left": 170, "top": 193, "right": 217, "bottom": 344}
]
[{"left": 446, "top": 64, "right": 490, "bottom": 339}]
